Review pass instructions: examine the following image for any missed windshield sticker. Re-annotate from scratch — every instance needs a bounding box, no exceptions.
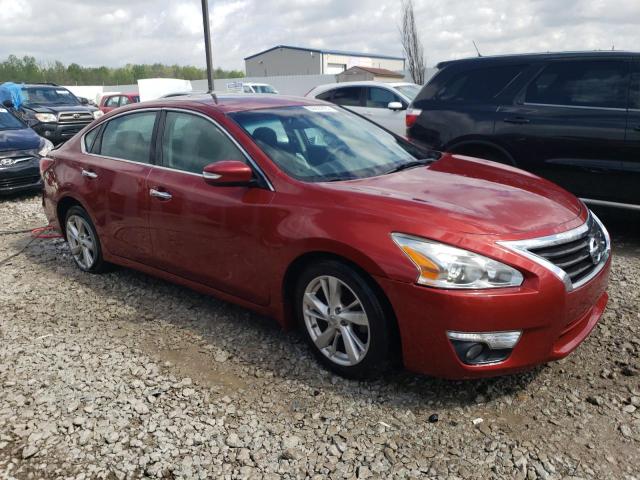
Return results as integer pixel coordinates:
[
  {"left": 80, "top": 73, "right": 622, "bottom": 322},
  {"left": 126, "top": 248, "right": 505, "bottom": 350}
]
[
  {"left": 56, "top": 90, "right": 70, "bottom": 94},
  {"left": 0, "top": 108, "right": 7, "bottom": 113},
  {"left": 304, "top": 106, "right": 337, "bottom": 113}
]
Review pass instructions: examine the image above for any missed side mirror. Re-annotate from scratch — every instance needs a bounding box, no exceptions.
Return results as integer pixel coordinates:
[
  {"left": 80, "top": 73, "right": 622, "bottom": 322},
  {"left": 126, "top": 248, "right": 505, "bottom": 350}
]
[
  {"left": 203, "top": 161, "right": 255, "bottom": 187},
  {"left": 80, "top": 97, "right": 89, "bottom": 105},
  {"left": 388, "top": 101, "right": 405, "bottom": 111},
  {"left": 2, "top": 99, "right": 14, "bottom": 109}
]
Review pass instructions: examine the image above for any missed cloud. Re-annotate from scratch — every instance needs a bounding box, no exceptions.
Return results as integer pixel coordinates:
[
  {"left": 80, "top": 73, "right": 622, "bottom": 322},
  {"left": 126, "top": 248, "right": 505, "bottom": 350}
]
[{"left": 0, "top": 0, "right": 638, "bottom": 71}]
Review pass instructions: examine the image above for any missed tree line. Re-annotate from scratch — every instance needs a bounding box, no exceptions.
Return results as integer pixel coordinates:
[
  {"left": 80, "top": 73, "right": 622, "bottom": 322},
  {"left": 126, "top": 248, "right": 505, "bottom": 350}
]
[{"left": 0, "top": 55, "right": 245, "bottom": 86}]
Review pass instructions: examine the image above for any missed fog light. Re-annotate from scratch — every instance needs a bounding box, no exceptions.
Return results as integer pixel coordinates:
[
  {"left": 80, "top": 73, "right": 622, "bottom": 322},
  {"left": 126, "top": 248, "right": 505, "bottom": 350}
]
[
  {"left": 465, "top": 343, "right": 485, "bottom": 361},
  {"left": 447, "top": 331, "right": 522, "bottom": 365}
]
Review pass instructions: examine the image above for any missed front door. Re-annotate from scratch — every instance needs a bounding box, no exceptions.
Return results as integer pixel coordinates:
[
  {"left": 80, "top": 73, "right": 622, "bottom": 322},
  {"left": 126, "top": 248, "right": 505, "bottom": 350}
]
[
  {"left": 359, "top": 86, "right": 407, "bottom": 135},
  {"left": 495, "top": 59, "right": 630, "bottom": 201},
  {"left": 621, "top": 60, "right": 640, "bottom": 206},
  {"left": 145, "top": 110, "right": 274, "bottom": 305}
]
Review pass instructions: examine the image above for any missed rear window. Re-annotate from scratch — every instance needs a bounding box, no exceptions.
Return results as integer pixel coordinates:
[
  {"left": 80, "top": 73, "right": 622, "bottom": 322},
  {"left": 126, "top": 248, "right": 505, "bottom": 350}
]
[
  {"left": 525, "top": 60, "right": 629, "bottom": 109},
  {"left": 435, "top": 64, "right": 524, "bottom": 102}
]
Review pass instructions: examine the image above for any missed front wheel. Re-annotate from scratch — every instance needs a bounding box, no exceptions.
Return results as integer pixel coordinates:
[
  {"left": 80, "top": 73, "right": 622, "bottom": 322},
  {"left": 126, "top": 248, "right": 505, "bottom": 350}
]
[
  {"left": 295, "top": 260, "right": 394, "bottom": 379},
  {"left": 64, "top": 206, "right": 107, "bottom": 273}
]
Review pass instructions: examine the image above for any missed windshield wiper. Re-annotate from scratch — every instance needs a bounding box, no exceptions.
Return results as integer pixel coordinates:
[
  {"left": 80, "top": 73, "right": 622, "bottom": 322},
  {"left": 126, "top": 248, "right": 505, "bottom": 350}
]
[{"left": 384, "top": 158, "right": 433, "bottom": 175}]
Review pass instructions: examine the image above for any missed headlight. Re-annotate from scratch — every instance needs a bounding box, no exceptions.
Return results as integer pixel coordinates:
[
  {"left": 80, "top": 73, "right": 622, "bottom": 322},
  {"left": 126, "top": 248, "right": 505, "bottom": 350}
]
[
  {"left": 92, "top": 110, "right": 104, "bottom": 120},
  {"left": 391, "top": 233, "right": 524, "bottom": 289},
  {"left": 38, "top": 138, "right": 54, "bottom": 157},
  {"left": 34, "top": 113, "right": 57, "bottom": 123}
]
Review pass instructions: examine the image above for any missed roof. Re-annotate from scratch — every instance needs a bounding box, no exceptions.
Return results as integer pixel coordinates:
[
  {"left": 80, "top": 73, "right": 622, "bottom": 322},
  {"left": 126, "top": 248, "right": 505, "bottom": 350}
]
[
  {"left": 437, "top": 50, "right": 640, "bottom": 69},
  {"left": 339, "top": 66, "right": 404, "bottom": 78},
  {"left": 245, "top": 45, "right": 405, "bottom": 61},
  {"left": 140, "top": 93, "right": 325, "bottom": 114}
]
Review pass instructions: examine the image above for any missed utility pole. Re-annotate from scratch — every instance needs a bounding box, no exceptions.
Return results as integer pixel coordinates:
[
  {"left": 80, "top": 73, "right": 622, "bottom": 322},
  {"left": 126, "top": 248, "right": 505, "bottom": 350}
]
[{"left": 201, "top": 0, "right": 214, "bottom": 93}]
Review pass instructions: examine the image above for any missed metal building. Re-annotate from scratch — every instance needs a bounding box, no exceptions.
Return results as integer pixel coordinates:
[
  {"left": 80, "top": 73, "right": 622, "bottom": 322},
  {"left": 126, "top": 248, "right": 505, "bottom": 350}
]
[{"left": 244, "top": 45, "right": 405, "bottom": 77}]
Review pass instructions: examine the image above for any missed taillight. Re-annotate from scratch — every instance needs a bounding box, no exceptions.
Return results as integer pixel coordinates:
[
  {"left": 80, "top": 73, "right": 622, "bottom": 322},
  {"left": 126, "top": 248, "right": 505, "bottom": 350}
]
[
  {"left": 405, "top": 108, "right": 422, "bottom": 129},
  {"left": 39, "top": 157, "right": 55, "bottom": 177}
]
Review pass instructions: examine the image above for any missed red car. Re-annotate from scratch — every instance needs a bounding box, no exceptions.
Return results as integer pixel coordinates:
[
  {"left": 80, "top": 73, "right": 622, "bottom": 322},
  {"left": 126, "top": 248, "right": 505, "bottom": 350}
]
[
  {"left": 99, "top": 93, "right": 140, "bottom": 114},
  {"left": 40, "top": 95, "right": 611, "bottom": 379}
]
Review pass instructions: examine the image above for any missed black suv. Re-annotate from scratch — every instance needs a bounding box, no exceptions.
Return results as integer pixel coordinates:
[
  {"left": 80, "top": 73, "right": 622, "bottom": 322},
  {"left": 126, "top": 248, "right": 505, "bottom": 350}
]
[
  {"left": 407, "top": 51, "right": 640, "bottom": 209},
  {"left": 14, "top": 84, "right": 102, "bottom": 145}
]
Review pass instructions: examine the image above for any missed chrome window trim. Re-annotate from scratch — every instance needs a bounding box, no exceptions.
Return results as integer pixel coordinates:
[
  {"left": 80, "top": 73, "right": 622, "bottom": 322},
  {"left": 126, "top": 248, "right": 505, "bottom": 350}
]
[
  {"left": 522, "top": 102, "right": 627, "bottom": 112},
  {"left": 498, "top": 211, "right": 611, "bottom": 292},
  {"left": 80, "top": 107, "right": 274, "bottom": 191}
]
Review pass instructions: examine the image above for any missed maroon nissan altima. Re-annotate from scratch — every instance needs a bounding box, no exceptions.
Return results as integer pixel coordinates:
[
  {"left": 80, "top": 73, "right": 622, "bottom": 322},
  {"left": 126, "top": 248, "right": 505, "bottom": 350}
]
[{"left": 40, "top": 94, "right": 611, "bottom": 379}]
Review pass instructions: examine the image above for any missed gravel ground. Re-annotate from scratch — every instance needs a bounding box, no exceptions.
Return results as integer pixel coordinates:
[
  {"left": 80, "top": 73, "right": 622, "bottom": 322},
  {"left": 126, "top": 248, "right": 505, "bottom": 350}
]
[{"left": 1, "top": 194, "right": 639, "bottom": 480}]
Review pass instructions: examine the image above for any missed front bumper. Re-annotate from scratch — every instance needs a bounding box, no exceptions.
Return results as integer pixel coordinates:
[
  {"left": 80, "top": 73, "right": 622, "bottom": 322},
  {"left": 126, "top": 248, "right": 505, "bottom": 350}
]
[
  {"left": 33, "top": 121, "right": 91, "bottom": 144},
  {"left": 378, "top": 256, "right": 611, "bottom": 379},
  {"left": 0, "top": 158, "right": 42, "bottom": 195}
]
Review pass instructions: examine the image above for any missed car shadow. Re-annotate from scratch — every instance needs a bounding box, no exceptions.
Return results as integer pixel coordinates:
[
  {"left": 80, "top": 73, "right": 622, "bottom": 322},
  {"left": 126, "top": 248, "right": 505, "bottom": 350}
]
[{"left": 13, "top": 234, "right": 547, "bottom": 411}]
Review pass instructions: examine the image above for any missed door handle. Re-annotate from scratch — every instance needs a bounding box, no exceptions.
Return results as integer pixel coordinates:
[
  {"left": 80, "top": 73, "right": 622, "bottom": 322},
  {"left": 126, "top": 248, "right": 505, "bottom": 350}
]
[
  {"left": 81, "top": 169, "right": 98, "bottom": 179},
  {"left": 503, "top": 117, "right": 530, "bottom": 125},
  {"left": 149, "top": 188, "right": 172, "bottom": 200}
]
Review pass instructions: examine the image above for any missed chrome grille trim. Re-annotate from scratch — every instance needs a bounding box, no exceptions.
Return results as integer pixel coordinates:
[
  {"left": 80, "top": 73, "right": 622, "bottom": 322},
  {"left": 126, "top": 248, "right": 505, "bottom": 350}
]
[
  {"left": 498, "top": 211, "right": 610, "bottom": 292},
  {"left": 58, "top": 112, "right": 94, "bottom": 123}
]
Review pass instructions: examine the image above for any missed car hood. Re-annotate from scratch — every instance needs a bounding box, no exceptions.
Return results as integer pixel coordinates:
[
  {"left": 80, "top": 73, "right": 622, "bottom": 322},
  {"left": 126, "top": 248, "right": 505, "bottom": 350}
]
[
  {"left": 0, "top": 127, "right": 42, "bottom": 152},
  {"left": 320, "top": 153, "right": 585, "bottom": 236},
  {"left": 22, "top": 104, "right": 96, "bottom": 114}
]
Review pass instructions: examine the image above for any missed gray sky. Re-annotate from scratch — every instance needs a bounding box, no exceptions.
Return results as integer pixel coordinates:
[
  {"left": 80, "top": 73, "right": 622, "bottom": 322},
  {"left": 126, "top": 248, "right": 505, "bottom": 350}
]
[{"left": 1, "top": 0, "right": 639, "bottom": 70}]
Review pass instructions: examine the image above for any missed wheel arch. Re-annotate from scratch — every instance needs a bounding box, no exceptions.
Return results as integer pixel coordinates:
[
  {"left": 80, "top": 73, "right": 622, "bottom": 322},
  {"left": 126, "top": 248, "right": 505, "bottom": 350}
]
[
  {"left": 56, "top": 195, "right": 91, "bottom": 238},
  {"left": 280, "top": 250, "right": 403, "bottom": 365},
  {"left": 446, "top": 139, "right": 517, "bottom": 166}
]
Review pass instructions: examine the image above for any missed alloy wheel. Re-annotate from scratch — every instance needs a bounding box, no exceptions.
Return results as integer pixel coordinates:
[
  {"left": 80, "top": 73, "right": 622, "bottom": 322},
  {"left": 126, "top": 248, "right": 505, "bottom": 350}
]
[
  {"left": 66, "top": 215, "right": 97, "bottom": 270},
  {"left": 302, "top": 275, "right": 370, "bottom": 366}
]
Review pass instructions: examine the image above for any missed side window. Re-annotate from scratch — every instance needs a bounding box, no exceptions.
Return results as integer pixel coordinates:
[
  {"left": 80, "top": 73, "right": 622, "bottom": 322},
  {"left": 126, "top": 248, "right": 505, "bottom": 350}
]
[
  {"left": 105, "top": 96, "right": 119, "bottom": 107},
  {"left": 315, "top": 90, "right": 333, "bottom": 101},
  {"left": 525, "top": 60, "right": 629, "bottom": 109},
  {"left": 84, "top": 127, "right": 100, "bottom": 153},
  {"left": 436, "top": 65, "right": 524, "bottom": 102},
  {"left": 161, "top": 112, "right": 245, "bottom": 174},
  {"left": 243, "top": 86, "right": 253, "bottom": 93},
  {"left": 120, "top": 96, "right": 132, "bottom": 106},
  {"left": 366, "top": 87, "right": 401, "bottom": 108},
  {"left": 331, "top": 87, "right": 363, "bottom": 107},
  {"left": 99, "top": 112, "right": 156, "bottom": 163}
]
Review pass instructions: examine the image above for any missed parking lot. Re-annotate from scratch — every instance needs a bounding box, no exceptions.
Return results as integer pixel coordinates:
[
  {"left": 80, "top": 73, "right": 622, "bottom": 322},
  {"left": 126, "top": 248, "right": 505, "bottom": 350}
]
[{"left": 0, "top": 193, "right": 639, "bottom": 479}]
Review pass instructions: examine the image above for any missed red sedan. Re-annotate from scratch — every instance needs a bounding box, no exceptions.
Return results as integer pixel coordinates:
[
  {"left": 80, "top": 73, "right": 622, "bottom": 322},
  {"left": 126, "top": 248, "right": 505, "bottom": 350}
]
[{"left": 40, "top": 94, "right": 611, "bottom": 379}]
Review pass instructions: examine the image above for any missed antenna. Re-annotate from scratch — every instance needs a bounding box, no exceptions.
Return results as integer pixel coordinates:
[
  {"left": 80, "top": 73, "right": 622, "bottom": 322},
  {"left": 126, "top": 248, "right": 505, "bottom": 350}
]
[
  {"left": 201, "top": 0, "right": 215, "bottom": 97},
  {"left": 472, "top": 40, "right": 482, "bottom": 57}
]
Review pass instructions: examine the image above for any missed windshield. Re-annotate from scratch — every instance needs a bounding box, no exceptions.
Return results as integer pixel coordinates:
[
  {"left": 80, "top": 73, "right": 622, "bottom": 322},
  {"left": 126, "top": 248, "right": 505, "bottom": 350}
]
[
  {"left": 230, "top": 105, "right": 433, "bottom": 182},
  {"left": 0, "top": 108, "right": 25, "bottom": 130},
  {"left": 253, "top": 85, "right": 277, "bottom": 94},
  {"left": 394, "top": 84, "right": 421, "bottom": 100},
  {"left": 21, "top": 87, "right": 80, "bottom": 106}
]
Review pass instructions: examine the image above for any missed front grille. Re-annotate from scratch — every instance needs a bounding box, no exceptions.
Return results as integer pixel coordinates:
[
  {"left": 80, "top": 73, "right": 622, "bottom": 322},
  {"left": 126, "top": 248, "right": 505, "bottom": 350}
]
[
  {"left": 0, "top": 175, "right": 42, "bottom": 189},
  {"left": 58, "top": 112, "right": 94, "bottom": 124},
  {"left": 528, "top": 234, "right": 594, "bottom": 284},
  {"left": 500, "top": 212, "right": 610, "bottom": 291}
]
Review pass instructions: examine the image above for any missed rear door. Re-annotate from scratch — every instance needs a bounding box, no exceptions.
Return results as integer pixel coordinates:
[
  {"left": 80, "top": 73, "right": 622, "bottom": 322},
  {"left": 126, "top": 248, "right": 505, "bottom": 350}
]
[
  {"left": 359, "top": 86, "right": 407, "bottom": 135},
  {"left": 78, "top": 110, "right": 158, "bottom": 263},
  {"left": 495, "top": 59, "right": 630, "bottom": 200},
  {"left": 324, "top": 86, "right": 365, "bottom": 114},
  {"left": 145, "top": 109, "right": 274, "bottom": 305}
]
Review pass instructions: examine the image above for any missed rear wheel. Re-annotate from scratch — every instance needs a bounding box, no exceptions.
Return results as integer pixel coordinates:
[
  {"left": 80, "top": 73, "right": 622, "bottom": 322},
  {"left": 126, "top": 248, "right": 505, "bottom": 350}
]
[
  {"left": 64, "top": 206, "right": 106, "bottom": 273},
  {"left": 295, "top": 260, "right": 393, "bottom": 379},
  {"left": 451, "top": 145, "right": 513, "bottom": 166}
]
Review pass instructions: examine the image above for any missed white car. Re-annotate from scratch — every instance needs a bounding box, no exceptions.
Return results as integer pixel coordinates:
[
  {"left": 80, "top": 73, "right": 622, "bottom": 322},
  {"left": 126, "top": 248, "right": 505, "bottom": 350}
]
[
  {"left": 305, "top": 81, "right": 421, "bottom": 136},
  {"left": 227, "top": 82, "right": 279, "bottom": 94}
]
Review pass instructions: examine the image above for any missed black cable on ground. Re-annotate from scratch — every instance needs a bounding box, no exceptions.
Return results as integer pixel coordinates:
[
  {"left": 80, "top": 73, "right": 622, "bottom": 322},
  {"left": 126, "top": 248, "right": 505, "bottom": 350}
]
[
  {"left": 0, "top": 228, "right": 37, "bottom": 236},
  {"left": 0, "top": 236, "right": 39, "bottom": 267},
  {"left": 0, "top": 225, "right": 63, "bottom": 267}
]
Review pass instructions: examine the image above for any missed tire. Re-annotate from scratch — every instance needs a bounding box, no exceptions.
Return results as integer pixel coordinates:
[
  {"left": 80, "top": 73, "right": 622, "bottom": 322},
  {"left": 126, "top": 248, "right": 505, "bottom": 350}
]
[
  {"left": 295, "top": 260, "right": 393, "bottom": 379},
  {"left": 452, "top": 146, "right": 513, "bottom": 166},
  {"left": 64, "top": 206, "right": 107, "bottom": 273}
]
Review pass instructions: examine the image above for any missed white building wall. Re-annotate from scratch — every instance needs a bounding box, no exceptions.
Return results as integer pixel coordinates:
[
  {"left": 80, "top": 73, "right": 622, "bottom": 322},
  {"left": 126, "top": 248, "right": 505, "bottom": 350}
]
[{"left": 322, "top": 54, "right": 405, "bottom": 74}]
